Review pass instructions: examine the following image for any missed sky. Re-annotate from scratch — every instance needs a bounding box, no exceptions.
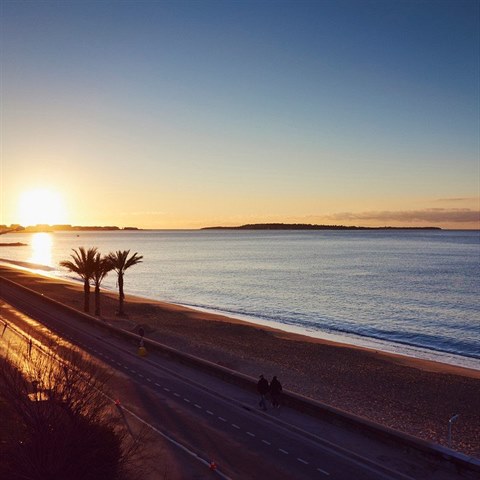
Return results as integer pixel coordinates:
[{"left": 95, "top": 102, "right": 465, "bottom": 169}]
[{"left": 1, "top": 0, "right": 479, "bottom": 229}]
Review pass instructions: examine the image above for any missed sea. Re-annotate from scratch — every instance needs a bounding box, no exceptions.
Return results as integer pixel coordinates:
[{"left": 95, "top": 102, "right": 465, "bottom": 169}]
[{"left": 1, "top": 229, "right": 479, "bottom": 369}]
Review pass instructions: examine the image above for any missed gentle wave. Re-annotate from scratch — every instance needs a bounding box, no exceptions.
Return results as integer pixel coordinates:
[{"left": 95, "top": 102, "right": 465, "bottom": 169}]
[{"left": 1, "top": 229, "right": 479, "bottom": 369}]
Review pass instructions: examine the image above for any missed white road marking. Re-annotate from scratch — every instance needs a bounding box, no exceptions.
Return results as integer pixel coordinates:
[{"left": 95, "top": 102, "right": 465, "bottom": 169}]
[
  {"left": 130, "top": 369, "right": 136, "bottom": 374},
  {"left": 297, "top": 458, "right": 309, "bottom": 465},
  {"left": 262, "top": 440, "right": 271, "bottom": 445},
  {"left": 155, "top": 383, "right": 161, "bottom": 387},
  {"left": 163, "top": 387, "right": 170, "bottom": 392},
  {"left": 146, "top": 378, "right": 152, "bottom": 382},
  {"left": 231, "top": 423, "right": 240, "bottom": 429},
  {"left": 246, "top": 432, "right": 255, "bottom": 437},
  {"left": 138, "top": 373, "right": 144, "bottom": 378},
  {"left": 183, "top": 398, "right": 191, "bottom": 403},
  {"left": 317, "top": 468, "right": 330, "bottom": 476},
  {"left": 194, "top": 404, "right": 202, "bottom": 409},
  {"left": 206, "top": 410, "right": 214, "bottom": 415},
  {"left": 173, "top": 393, "right": 180, "bottom": 397},
  {"left": 279, "top": 448, "right": 289, "bottom": 454},
  {"left": 218, "top": 417, "right": 227, "bottom": 422}
]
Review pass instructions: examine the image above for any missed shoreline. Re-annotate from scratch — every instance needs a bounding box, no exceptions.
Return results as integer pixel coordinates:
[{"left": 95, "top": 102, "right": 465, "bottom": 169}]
[
  {"left": 0, "top": 263, "right": 479, "bottom": 457},
  {"left": 177, "top": 302, "right": 480, "bottom": 371},
  {"left": 1, "top": 257, "right": 479, "bottom": 371}
]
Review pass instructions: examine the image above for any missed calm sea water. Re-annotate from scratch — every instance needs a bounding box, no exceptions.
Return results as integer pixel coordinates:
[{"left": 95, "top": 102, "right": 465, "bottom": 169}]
[{"left": 1, "top": 229, "right": 479, "bottom": 368}]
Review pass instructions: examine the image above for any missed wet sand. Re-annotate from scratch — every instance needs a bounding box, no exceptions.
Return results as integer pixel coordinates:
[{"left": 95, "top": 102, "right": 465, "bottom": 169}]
[{"left": 0, "top": 264, "right": 479, "bottom": 457}]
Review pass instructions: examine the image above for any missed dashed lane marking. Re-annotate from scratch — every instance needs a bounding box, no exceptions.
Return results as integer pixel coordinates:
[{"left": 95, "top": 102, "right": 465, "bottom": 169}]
[{"left": 43, "top": 328, "right": 322, "bottom": 479}]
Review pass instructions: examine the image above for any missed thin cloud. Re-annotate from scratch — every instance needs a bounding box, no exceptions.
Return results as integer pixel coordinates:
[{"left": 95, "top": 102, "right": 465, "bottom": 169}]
[
  {"left": 327, "top": 209, "right": 480, "bottom": 224},
  {"left": 434, "top": 197, "right": 478, "bottom": 203}
]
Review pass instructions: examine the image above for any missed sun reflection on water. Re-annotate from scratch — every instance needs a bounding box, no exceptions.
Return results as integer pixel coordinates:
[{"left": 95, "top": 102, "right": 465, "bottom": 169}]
[{"left": 29, "top": 233, "right": 53, "bottom": 267}]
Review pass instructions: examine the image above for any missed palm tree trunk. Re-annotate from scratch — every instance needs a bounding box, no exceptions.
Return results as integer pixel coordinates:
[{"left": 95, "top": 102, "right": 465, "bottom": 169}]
[
  {"left": 83, "top": 280, "right": 90, "bottom": 313},
  {"left": 118, "top": 273, "right": 124, "bottom": 315},
  {"left": 94, "top": 285, "right": 101, "bottom": 316}
]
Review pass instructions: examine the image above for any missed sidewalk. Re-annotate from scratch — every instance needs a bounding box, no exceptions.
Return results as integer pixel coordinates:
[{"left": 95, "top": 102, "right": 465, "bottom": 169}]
[{"left": 103, "top": 328, "right": 475, "bottom": 480}]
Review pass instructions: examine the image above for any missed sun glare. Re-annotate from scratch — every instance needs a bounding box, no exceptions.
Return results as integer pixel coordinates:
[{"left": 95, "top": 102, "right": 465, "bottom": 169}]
[
  {"left": 29, "top": 232, "right": 53, "bottom": 266},
  {"left": 18, "top": 189, "right": 67, "bottom": 227}
]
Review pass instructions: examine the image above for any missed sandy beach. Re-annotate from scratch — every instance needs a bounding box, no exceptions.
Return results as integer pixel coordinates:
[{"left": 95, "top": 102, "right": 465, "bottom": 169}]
[{"left": 0, "top": 264, "right": 479, "bottom": 457}]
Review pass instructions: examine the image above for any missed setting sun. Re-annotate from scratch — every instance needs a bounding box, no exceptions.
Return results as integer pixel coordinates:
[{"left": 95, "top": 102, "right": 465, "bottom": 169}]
[{"left": 18, "top": 189, "right": 67, "bottom": 226}]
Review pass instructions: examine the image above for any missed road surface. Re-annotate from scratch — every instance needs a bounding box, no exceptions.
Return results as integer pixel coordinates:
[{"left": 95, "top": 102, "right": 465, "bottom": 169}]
[{"left": 0, "top": 279, "right": 470, "bottom": 480}]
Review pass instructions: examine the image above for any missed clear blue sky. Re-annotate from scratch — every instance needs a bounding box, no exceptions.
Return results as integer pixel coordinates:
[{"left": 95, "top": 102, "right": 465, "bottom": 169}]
[{"left": 1, "top": 0, "right": 479, "bottom": 228}]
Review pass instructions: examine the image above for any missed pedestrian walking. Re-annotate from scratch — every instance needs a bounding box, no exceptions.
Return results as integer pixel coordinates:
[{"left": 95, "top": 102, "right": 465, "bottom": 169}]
[
  {"left": 269, "top": 376, "right": 282, "bottom": 408},
  {"left": 138, "top": 326, "right": 145, "bottom": 347},
  {"left": 257, "top": 374, "right": 269, "bottom": 411}
]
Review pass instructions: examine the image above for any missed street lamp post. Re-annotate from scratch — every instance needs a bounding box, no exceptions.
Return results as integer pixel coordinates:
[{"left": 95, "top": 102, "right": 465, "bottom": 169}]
[{"left": 448, "top": 414, "right": 460, "bottom": 449}]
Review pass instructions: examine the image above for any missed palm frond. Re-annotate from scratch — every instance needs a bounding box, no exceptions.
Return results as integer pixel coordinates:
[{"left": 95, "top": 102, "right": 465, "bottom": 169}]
[
  {"left": 60, "top": 247, "right": 98, "bottom": 279},
  {"left": 92, "top": 253, "right": 113, "bottom": 285},
  {"left": 125, "top": 252, "right": 143, "bottom": 269},
  {"left": 106, "top": 249, "right": 142, "bottom": 273}
]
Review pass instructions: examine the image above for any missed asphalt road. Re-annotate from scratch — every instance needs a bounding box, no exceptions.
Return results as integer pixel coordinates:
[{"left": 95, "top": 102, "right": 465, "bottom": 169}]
[{"left": 0, "top": 280, "right": 467, "bottom": 480}]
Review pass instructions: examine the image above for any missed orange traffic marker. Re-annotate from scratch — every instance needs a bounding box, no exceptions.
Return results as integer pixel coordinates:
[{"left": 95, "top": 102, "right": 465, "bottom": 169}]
[{"left": 209, "top": 460, "right": 217, "bottom": 471}]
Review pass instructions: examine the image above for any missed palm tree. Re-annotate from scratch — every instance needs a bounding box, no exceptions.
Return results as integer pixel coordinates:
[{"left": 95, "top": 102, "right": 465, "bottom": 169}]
[
  {"left": 92, "top": 253, "right": 113, "bottom": 317},
  {"left": 60, "top": 247, "right": 98, "bottom": 313},
  {"left": 106, "top": 250, "right": 143, "bottom": 316}
]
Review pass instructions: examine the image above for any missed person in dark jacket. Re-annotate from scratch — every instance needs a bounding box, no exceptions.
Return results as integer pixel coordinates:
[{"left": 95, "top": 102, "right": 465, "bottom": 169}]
[
  {"left": 138, "top": 326, "right": 145, "bottom": 347},
  {"left": 269, "top": 376, "right": 282, "bottom": 408},
  {"left": 257, "top": 374, "right": 269, "bottom": 411}
]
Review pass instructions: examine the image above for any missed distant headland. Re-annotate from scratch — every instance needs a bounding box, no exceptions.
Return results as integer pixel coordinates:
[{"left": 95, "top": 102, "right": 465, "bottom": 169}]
[
  {"left": 0, "top": 224, "right": 140, "bottom": 234},
  {"left": 202, "top": 223, "right": 442, "bottom": 231}
]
